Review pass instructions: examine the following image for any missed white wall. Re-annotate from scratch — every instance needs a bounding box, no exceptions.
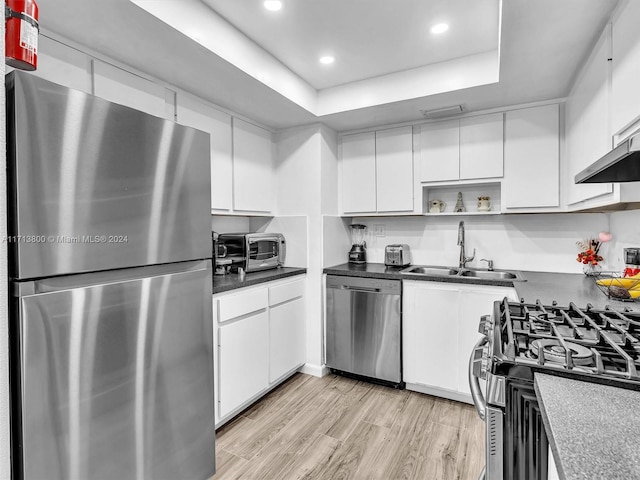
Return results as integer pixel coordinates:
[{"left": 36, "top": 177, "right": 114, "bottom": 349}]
[
  {"left": 320, "top": 125, "right": 339, "bottom": 215},
  {"left": 351, "top": 213, "right": 612, "bottom": 273},
  {"left": 322, "top": 216, "right": 352, "bottom": 268},
  {"left": 274, "top": 125, "right": 326, "bottom": 375}
]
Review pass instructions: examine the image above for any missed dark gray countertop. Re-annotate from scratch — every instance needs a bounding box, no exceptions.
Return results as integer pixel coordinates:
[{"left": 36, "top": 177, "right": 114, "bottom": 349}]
[
  {"left": 512, "top": 270, "right": 632, "bottom": 310},
  {"left": 535, "top": 373, "right": 640, "bottom": 480},
  {"left": 323, "top": 263, "right": 636, "bottom": 311},
  {"left": 212, "top": 266, "right": 306, "bottom": 294},
  {"left": 324, "top": 262, "right": 521, "bottom": 287}
]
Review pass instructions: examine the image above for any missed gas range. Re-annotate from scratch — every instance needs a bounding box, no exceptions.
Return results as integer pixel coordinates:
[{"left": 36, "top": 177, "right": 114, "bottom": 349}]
[
  {"left": 470, "top": 298, "right": 640, "bottom": 480},
  {"left": 488, "top": 299, "right": 640, "bottom": 390}
]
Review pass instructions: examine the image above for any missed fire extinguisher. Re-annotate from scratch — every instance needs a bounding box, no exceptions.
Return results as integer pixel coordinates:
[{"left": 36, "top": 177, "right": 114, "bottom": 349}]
[{"left": 5, "top": 0, "right": 39, "bottom": 71}]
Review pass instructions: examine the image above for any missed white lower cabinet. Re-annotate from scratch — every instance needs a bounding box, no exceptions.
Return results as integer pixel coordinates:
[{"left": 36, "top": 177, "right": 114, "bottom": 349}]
[
  {"left": 218, "top": 311, "right": 269, "bottom": 419},
  {"left": 403, "top": 280, "right": 517, "bottom": 403},
  {"left": 214, "top": 276, "right": 306, "bottom": 425},
  {"left": 269, "top": 296, "right": 305, "bottom": 383},
  {"left": 404, "top": 283, "right": 460, "bottom": 392},
  {"left": 548, "top": 444, "right": 560, "bottom": 480}
]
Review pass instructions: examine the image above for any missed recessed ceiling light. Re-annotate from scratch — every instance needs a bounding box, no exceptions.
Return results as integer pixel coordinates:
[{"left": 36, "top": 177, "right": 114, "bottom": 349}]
[
  {"left": 319, "top": 56, "right": 335, "bottom": 65},
  {"left": 430, "top": 23, "right": 449, "bottom": 34},
  {"left": 264, "top": 1, "right": 282, "bottom": 11}
]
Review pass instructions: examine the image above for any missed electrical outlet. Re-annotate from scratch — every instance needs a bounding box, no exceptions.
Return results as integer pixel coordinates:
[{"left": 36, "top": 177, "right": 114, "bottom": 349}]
[
  {"left": 624, "top": 248, "right": 640, "bottom": 266},
  {"left": 373, "top": 224, "right": 386, "bottom": 237}
]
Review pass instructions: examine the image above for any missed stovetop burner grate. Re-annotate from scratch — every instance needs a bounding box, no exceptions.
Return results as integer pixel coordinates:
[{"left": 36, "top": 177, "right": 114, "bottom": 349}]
[{"left": 496, "top": 299, "right": 640, "bottom": 382}]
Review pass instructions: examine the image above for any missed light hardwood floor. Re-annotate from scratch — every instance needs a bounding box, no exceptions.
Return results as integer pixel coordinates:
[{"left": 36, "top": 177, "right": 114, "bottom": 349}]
[{"left": 212, "top": 373, "right": 485, "bottom": 480}]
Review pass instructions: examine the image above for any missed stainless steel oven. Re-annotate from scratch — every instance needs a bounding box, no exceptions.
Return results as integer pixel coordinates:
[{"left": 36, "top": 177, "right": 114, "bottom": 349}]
[
  {"left": 470, "top": 298, "right": 640, "bottom": 480},
  {"left": 469, "top": 304, "right": 552, "bottom": 480}
]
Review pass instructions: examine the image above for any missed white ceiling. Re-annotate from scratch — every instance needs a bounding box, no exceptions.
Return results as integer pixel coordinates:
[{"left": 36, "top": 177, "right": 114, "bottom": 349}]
[
  {"left": 201, "top": 0, "right": 499, "bottom": 90},
  {"left": 36, "top": 0, "right": 619, "bottom": 132}
]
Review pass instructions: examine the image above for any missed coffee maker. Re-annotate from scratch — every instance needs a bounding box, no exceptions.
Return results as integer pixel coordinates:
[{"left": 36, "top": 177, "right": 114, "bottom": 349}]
[{"left": 348, "top": 224, "right": 367, "bottom": 264}]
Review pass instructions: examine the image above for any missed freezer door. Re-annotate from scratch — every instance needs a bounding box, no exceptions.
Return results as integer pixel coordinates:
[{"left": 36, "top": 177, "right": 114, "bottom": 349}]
[
  {"left": 7, "top": 72, "right": 211, "bottom": 279},
  {"left": 15, "top": 261, "right": 215, "bottom": 480}
]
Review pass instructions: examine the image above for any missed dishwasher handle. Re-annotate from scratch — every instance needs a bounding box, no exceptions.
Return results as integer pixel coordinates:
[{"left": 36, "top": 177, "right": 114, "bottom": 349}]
[
  {"left": 325, "top": 275, "right": 401, "bottom": 295},
  {"left": 337, "top": 285, "right": 382, "bottom": 293}
]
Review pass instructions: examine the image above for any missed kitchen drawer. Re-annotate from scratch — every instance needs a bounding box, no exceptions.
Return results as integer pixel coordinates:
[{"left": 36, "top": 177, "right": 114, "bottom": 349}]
[
  {"left": 269, "top": 278, "right": 305, "bottom": 306},
  {"left": 218, "top": 286, "right": 268, "bottom": 322}
]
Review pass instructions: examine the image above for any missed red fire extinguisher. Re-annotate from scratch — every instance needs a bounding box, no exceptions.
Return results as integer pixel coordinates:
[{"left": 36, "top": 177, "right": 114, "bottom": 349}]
[{"left": 5, "top": 0, "right": 39, "bottom": 71}]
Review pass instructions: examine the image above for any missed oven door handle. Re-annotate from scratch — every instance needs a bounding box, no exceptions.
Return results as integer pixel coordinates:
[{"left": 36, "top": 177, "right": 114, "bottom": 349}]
[{"left": 468, "top": 336, "right": 487, "bottom": 421}]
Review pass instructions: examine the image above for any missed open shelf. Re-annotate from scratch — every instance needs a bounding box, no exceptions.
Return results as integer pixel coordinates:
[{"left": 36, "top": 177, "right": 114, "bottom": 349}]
[{"left": 422, "top": 182, "right": 501, "bottom": 216}]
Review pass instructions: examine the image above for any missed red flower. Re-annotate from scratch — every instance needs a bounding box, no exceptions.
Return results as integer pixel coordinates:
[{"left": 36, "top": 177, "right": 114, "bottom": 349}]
[{"left": 576, "top": 235, "right": 607, "bottom": 266}]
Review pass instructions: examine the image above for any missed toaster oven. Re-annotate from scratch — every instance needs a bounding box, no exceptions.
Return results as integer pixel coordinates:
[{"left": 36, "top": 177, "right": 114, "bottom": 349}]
[{"left": 216, "top": 233, "right": 286, "bottom": 272}]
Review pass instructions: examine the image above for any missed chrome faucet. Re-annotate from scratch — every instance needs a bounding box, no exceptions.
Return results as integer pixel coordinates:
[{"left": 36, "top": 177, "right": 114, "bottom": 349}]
[{"left": 457, "top": 221, "right": 475, "bottom": 269}]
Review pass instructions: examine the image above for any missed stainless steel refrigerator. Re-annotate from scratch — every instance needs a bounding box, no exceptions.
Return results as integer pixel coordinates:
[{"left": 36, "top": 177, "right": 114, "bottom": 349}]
[{"left": 6, "top": 71, "right": 215, "bottom": 480}]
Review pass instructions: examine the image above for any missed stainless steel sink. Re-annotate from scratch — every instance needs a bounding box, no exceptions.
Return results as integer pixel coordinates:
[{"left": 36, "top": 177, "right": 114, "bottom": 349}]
[
  {"left": 401, "top": 266, "right": 460, "bottom": 276},
  {"left": 459, "top": 270, "right": 522, "bottom": 280},
  {"left": 401, "top": 265, "right": 524, "bottom": 282}
]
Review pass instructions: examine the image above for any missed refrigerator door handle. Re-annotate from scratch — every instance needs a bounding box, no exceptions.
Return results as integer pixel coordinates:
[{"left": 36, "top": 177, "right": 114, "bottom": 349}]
[{"left": 13, "top": 259, "right": 211, "bottom": 296}]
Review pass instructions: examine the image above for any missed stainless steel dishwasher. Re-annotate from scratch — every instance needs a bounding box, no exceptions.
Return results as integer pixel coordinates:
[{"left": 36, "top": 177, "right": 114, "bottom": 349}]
[{"left": 325, "top": 275, "right": 403, "bottom": 387}]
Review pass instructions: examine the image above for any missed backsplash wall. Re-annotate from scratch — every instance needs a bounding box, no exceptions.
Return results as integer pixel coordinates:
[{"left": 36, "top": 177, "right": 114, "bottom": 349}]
[{"left": 352, "top": 213, "right": 612, "bottom": 274}]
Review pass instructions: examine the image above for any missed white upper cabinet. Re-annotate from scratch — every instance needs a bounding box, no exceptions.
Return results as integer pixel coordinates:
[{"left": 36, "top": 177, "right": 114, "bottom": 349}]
[
  {"left": 565, "top": 26, "right": 613, "bottom": 207},
  {"left": 503, "top": 104, "right": 560, "bottom": 210},
  {"left": 375, "top": 127, "right": 414, "bottom": 212},
  {"left": 611, "top": 0, "right": 640, "bottom": 135},
  {"left": 232, "top": 118, "right": 274, "bottom": 213},
  {"left": 341, "top": 132, "right": 377, "bottom": 214},
  {"left": 341, "top": 126, "right": 414, "bottom": 215},
  {"left": 420, "top": 114, "right": 504, "bottom": 183},
  {"left": 177, "top": 100, "right": 274, "bottom": 215},
  {"left": 419, "top": 120, "right": 459, "bottom": 182},
  {"left": 176, "top": 93, "right": 233, "bottom": 212},
  {"left": 93, "top": 60, "right": 174, "bottom": 120},
  {"left": 459, "top": 113, "right": 504, "bottom": 180},
  {"left": 29, "top": 36, "right": 91, "bottom": 93}
]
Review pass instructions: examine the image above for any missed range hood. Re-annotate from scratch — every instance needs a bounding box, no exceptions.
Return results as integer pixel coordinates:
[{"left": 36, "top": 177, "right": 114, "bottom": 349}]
[{"left": 575, "top": 132, "right": 640, "bottom": 183}]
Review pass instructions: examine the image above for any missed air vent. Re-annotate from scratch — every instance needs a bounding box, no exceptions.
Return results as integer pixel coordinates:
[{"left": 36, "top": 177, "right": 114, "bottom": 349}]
[{"left": 420, "top": 105, "right": 464, "bottom": 119}]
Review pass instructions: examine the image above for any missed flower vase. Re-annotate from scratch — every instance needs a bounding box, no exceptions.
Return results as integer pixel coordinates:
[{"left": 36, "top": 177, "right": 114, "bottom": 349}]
[{"left": 583, "top": 264, "right": 602, "bottom": 276}]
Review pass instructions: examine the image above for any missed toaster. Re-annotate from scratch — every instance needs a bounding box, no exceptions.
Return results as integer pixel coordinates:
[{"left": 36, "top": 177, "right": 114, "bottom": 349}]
[{"left": 384, "top": 244, "right": 411, "bottom": 267}]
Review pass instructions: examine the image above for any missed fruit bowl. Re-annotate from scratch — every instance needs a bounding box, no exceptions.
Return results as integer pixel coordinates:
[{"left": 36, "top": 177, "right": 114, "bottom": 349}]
[{"left": 593, "top": 272, "right": 640, "bottom": 302}]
